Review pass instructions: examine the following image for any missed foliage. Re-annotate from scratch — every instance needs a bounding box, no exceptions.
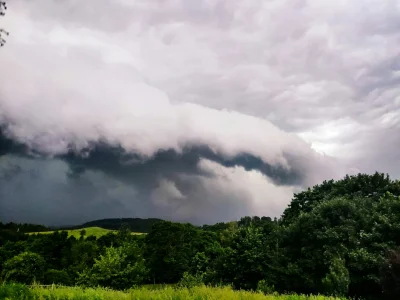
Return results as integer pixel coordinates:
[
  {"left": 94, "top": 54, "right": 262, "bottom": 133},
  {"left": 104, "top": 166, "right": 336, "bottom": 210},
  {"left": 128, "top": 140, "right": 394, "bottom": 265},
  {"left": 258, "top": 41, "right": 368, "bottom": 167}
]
[
  {"left": 67, "top": 239, "right": 99, "bottom": 280},
  {"left": 0, "top": 222, "right": 49, "bottom": 233},
  {"left": 78, "top": 242, "right": 148, "bottom": 290},
  {"left": 321, "top": 256, "right": 350, "bottom": 297},
  {"left": 0, "top": 283, "right": 34, "bottom": 300},
  {"left": 219, "top": 225, "right": 267, "bottom": 290},
  {"left": 178, "top": 272, "right": 204, "bottom": 289},
  {"left": 145, "top": 221, "right": 216, "bottom": 284},
  {"left": 257, "top": 279, "right": 276, "bottom": 295},
  {"left": 26, "top": 231, "right": 71, "bottom": 271},
  {"left": 282, "top": 172, "right": 400, "bottom": 224},
  {"left": 1, "top": 252, "right": 45, "bottom": 284},
  {"left": 380, "top": 248, "right": 400, "bottom": 300}
]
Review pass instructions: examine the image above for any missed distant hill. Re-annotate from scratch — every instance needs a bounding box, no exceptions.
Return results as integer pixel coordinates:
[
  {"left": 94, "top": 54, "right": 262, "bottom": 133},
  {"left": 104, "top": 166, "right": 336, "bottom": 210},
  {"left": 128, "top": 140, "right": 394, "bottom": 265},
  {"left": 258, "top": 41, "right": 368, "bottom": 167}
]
[
  {"left": 61, "top": 218, "right": 163, "bottom": 233},
  {"left": 27, "top": 226, "right": 144, "bottom": 239}
]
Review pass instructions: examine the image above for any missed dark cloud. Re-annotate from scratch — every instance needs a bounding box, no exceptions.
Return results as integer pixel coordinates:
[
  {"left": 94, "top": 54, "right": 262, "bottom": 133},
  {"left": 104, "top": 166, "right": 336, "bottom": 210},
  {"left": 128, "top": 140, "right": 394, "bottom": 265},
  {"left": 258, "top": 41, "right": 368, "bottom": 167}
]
[
  {"left": 0, "top": 125, "right": 307, "bottom": 225},
  {"left": 0, "top": 125, "right": 27, "bottom": 156},
  {"left": 0, "top": 125, "right": 303, "bottom": 184}
]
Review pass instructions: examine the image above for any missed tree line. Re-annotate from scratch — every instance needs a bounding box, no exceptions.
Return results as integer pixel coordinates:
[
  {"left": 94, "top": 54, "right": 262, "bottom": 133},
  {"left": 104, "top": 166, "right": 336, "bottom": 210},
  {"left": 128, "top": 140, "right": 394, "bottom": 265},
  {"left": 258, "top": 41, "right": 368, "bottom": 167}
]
[{"left": 1, "top": 172, "right": 400, "bottom": 299}]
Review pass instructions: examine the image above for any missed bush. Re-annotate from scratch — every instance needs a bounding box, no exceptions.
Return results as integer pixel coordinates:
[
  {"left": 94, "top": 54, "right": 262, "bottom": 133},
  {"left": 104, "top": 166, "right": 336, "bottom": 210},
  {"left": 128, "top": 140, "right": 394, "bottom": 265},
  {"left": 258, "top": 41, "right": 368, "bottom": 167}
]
[
  {"left": 257, "top": 279, "right": 275, "bottom": 295},
  {"left": 0, "top": 283, "right": 34, "bottom": 300},
  {"left": 78, "top": 245, "right": 148, "bottom": 290},
  {"left": 1, "top": 252, "right": 45, "bottom": 284},
  {"left": 177, "top": 272, "right": 204, "bottom": 289},
  {"left": 321, "top": 256, "right": 350, "bottom": 297}
]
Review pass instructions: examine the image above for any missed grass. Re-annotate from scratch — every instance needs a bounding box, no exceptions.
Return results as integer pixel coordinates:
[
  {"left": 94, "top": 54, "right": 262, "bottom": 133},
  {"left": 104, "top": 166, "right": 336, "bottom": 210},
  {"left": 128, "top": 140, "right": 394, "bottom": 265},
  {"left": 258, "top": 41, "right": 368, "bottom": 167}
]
[
  {"left": 27, "top": 227, "right": 144, "bottom": 239},
  {"left": 0, "top": 284, "right": 348, "bottom": 300}
]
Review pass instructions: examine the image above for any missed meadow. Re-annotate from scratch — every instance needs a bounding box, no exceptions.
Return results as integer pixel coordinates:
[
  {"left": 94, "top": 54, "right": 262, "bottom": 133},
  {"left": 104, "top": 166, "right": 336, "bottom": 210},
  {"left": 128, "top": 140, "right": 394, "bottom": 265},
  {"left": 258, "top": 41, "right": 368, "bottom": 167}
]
[
  {"left": 27, "top": 227, "right": 144, "bottom": 239},
  {"left": 0, "top": 284, "right": 347, "bottom": 300}
]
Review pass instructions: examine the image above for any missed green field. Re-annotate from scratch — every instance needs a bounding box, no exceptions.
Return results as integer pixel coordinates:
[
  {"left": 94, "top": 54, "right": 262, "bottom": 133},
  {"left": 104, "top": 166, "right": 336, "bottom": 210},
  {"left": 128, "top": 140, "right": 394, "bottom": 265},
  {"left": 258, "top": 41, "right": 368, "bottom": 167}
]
[
  {"left": 0, "top": 284, "right": 347, "bottom": 300},
  {"left": 27, "top": 227, "right": 144, "bottom": 239}
]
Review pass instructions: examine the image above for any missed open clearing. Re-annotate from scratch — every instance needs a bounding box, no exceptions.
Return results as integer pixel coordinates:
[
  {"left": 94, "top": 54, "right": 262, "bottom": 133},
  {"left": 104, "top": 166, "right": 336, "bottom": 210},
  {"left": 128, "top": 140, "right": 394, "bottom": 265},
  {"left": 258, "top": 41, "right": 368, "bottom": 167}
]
[{"left": 27, "top": 227, "right": 144, "bottom": 239}]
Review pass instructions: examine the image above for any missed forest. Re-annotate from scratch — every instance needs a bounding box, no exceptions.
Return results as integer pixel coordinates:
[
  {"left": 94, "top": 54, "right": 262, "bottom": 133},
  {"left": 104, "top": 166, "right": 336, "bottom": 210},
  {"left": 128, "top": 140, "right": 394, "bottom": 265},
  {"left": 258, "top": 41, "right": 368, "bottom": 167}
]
[{"left": 1, "top": 172, "right": 400, "bottom": 299}]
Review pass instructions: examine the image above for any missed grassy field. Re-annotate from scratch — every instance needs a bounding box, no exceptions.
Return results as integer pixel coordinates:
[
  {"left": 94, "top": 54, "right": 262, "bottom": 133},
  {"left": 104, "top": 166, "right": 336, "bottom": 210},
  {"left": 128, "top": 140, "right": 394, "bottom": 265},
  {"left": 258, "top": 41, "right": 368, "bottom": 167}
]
[
  {"left": 27, "top": 227, "right": 144, "bottom": 239},
  {"left": 0, "top": 284, "right": 347, "bottom": 300}
]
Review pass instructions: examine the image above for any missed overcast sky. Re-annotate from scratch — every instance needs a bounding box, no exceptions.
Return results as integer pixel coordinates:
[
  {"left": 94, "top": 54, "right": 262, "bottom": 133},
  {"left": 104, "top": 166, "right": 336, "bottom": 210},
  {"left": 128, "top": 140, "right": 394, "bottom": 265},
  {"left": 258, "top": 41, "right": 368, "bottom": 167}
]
[{"left": 0, "top": 0, "right": 399, "bottom": 226}]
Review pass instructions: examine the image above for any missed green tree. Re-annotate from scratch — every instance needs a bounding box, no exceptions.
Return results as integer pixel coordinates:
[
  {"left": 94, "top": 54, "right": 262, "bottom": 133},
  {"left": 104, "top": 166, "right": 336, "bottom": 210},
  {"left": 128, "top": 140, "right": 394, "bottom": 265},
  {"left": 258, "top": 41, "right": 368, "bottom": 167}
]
[
  {"left": 0, "top": 241, "right": 27, "bottom": 268},
  {"left": 282, "top": 172, "right": 400, "bottom": 225},
  {"left": 188, "top": 241, "right": 227, "bottom": 286},
  {"left": 145, "top": 221, "right": 216, "bottom": 284},
  {"left": 322, "top": 256, "right": 350, "bottom": 297},
  {"left": 68, "top": 239, "right": 99, "bottom": 280},
  {"left": 219, "top": 221, "right": 238, "bottom": 247},
  {"left": 27, "top": 231, "right": 71, "bottom": 270},
  {"left": 78, "top": 242, "right": 148, "bottom": 289},
  {"left": 222, "top": 225, "right": 267, "bottom": 290},
  {"left": 281, "top": 191, "right": 400, "bottom": 299},
  {"left": 1, "top": 252, "right": 45, "bottom": 284}
]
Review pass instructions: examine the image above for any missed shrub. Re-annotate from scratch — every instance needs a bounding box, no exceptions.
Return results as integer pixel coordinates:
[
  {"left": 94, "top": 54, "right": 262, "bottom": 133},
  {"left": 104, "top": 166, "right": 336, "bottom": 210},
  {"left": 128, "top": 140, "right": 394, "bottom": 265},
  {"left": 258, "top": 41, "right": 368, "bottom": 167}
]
[
  {"left": 321, "top": 256, "right": 350, "bottom": 297},
  {"left": 78, "top": 244, "right": 148, "bottom": 290},
  {"left": 1, "top": 252, "right": 45, "bottom": 284},
  {"left": 0, "top": 283, "right": 34, "bottom": 300},
  {"left": 257, "top": 279, "right": 275, "bottom": 295},
  {"left": 177, "top": 272, "right": 204, "bottom": 289}
]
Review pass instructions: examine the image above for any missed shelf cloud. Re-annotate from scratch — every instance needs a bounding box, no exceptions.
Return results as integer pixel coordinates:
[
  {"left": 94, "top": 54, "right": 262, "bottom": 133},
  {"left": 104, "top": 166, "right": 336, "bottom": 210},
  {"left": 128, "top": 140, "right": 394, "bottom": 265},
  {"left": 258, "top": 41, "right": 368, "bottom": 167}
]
[{"left": 0, "top": 0, "right": 399, "bottom": 225}]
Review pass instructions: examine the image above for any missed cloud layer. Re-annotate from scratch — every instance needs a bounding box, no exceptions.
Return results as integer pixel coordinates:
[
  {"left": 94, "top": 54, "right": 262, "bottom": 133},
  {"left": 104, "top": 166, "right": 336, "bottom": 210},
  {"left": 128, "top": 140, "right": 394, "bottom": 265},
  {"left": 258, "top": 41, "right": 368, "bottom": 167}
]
[{"left": 0, "top": 0, "right": 399, "bottom": 225}]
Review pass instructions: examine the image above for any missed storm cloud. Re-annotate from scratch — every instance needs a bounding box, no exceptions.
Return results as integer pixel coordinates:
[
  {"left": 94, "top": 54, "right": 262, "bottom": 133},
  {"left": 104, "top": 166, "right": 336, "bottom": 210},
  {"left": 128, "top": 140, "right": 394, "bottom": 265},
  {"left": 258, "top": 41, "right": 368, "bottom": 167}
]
[{"left": 0, "top": 0, "right": 399, "bottom": 225}]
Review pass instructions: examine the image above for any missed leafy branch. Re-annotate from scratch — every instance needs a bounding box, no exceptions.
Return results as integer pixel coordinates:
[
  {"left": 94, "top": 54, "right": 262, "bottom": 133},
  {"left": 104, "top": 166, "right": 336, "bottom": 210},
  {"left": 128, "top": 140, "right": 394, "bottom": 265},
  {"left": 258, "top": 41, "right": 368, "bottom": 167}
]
[{"left": 0, "top": 1, "right": 8, "bottom": 47}]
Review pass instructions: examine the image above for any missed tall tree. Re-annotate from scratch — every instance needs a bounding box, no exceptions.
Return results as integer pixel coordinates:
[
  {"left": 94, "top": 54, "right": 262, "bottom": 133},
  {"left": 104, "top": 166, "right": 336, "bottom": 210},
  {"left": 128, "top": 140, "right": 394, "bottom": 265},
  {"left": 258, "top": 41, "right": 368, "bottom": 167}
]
[
  {"left": 145, "top": 221, "right": 216, "bottom": 284},
  {"left": 282, "top": 172, "right": 400, "bottom": 225}
]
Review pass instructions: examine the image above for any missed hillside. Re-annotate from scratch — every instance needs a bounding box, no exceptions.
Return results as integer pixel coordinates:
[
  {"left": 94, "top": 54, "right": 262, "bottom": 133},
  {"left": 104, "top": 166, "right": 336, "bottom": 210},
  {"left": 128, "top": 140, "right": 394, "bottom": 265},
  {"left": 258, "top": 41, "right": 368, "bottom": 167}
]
[
  {"left": 73, "top": 217, "right": 163, "bottom": 233},
  {"left": 27, "top": 226, "right": 145, "bottom": 238},
  {"left": 1, "top": 218, "right": 163, "bottom": 234}
]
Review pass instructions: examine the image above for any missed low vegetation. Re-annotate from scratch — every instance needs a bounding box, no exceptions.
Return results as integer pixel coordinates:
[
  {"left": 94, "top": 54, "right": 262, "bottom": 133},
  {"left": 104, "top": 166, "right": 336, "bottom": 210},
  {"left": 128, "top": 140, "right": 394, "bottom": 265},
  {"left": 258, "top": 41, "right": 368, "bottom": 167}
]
[{"left": 0, "top": 284, "right": 347, "bottom": 300}]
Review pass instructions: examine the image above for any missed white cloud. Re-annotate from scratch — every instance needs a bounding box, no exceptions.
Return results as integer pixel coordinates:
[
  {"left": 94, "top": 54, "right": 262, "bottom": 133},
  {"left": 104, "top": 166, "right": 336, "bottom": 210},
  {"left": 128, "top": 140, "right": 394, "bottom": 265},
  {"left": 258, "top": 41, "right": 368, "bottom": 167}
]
[
  {"left": 197, "top": 159, "right": 297, "bottom": 219},
  {"left": 151, "top": 178, "right": 186, "bottom": 208}
]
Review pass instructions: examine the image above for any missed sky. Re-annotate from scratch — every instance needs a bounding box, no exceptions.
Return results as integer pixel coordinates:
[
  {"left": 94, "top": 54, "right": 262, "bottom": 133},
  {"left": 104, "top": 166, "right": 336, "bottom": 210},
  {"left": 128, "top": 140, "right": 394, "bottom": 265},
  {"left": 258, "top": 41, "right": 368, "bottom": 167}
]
[{"left": 0, "top": 0, "right": 399, "bottom": 226}]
